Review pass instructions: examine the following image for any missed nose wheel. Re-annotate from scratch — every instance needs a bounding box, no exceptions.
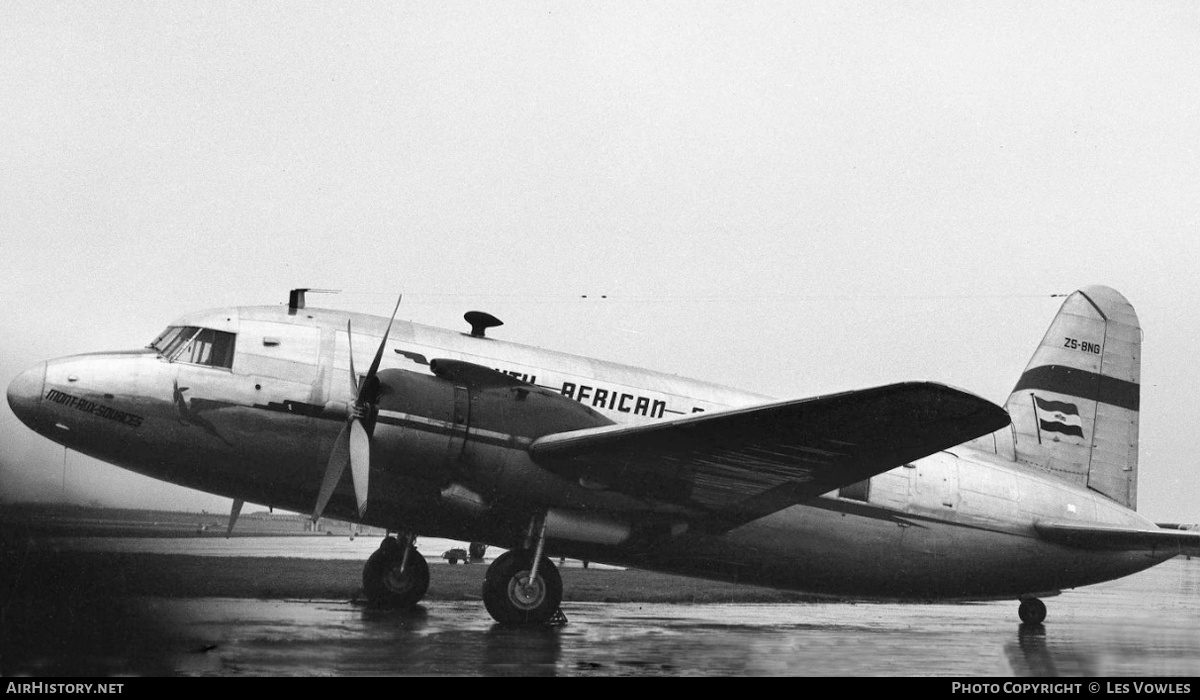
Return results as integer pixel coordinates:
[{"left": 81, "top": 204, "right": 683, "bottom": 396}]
[
  {"left": 363, "top": 535, "right": 429, "bottom": 608},
  {"left": 482, "top": 550, "right": 564, "bottom": 624}
]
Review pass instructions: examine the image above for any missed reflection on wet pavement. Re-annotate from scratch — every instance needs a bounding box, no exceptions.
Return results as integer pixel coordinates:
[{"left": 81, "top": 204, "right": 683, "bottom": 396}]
[{"left": 3, "top": 559, "right": 1198, "bottom": 676}]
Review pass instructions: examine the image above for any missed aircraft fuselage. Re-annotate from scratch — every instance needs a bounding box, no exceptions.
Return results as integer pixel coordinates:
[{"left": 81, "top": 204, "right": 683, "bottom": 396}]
[{"left": 7, "top": 303, "right": 1169, "bottom": 602}]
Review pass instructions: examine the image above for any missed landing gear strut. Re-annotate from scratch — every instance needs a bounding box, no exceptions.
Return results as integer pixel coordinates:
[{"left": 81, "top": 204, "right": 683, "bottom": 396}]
[
  {"left": 363, "top": 534, "right": 429, "bottom": 608},
  {"left": 1018, "top": 597, "right": 1047, "bottom": 624},
  {"left": 482, "top": 517, "right": 564, "bottom": 624}
]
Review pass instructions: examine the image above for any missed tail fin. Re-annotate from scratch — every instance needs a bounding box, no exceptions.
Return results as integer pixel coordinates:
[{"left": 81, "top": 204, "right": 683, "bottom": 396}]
[{"left": 1002, "top": 286, "right": 1141, "bottom": 508}]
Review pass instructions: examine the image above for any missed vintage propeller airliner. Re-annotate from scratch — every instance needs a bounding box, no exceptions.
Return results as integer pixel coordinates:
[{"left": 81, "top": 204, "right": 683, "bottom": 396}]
[{"left": 7, "top": 286, "right": 1198, "bottom": 624}]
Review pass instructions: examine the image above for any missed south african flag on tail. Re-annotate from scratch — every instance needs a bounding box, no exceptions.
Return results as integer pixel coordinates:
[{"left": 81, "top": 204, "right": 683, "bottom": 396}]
[{"left": 1033, "top": 395, "right": 1084, "bottom": 437}]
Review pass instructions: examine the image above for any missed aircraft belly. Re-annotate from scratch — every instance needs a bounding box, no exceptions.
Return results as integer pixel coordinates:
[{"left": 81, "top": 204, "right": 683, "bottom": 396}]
[{"left": 565, "top": 504, "right": 1171, "bottom": 600}]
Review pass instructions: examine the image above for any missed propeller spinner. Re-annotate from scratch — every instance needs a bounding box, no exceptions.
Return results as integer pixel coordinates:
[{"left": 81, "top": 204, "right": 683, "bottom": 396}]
[{"left": 313, "top": 296, "right": 402, "bottom": 521}]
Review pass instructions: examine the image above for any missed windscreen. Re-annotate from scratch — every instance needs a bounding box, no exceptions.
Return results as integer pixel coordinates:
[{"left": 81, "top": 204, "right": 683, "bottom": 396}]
[
  {"left": 150, "top": 326, "right": 198, "bottom": 358},
  {"left": 149, "top": 326, "right": 236, "bottom": 369}
]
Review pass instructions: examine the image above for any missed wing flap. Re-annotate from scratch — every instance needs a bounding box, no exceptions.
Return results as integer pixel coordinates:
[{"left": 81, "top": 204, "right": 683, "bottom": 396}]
[
  {"left": 530, "top": 382, "right": 1010, "bottom": 526},
  {"left": 1035, "top": 520, "right": 1200, "bottom": 556}
]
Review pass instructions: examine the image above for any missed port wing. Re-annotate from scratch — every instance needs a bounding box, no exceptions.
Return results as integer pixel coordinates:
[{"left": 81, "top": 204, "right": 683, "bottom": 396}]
[
  {"left": 1035, "top": 521, "right": 1200, "bottom": 557},
  {"left": 530, "top": 382, "right": 1010, "bottom": 529}
]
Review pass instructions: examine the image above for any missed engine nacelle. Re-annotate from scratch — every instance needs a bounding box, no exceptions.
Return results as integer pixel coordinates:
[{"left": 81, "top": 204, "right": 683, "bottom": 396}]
[{"left": 368, "top": 363, "right": 614, "bottom": 495}]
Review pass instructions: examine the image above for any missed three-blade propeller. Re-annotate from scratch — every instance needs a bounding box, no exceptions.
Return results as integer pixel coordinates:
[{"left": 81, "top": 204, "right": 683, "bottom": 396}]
[{"left": 313, "top": 296, "right": 402, "bottom": 522}]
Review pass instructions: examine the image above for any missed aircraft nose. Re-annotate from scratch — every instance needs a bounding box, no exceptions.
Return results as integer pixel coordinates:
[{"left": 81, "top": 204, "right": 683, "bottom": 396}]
[{"left": 7, "top": 362, "right": 46, "bottom": 427}]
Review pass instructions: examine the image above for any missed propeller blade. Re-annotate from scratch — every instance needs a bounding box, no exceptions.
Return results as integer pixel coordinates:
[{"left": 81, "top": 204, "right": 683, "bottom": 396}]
[
  {"left": 346, "top": 319, "right": 360, "bottom": 398},
  {"left": 226, "top": 498, "right": 243, "bottom": 538},
  {"left": 365, "top": 295, "right": 403, "bottom": 384},
  {"left": 349, "top": 418, "right": 371, "bottom": 516},
  {"left": 313, "top": 422, "right": 351, "bottom": 521},
  {"left": 336, "top": 295, "right": 402, "bottom": 519}
]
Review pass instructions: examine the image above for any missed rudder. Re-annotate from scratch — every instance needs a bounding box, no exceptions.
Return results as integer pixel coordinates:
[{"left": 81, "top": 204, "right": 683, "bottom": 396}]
[{"left": 1001, "top": 286, "right": 1141, "bottom": 508}]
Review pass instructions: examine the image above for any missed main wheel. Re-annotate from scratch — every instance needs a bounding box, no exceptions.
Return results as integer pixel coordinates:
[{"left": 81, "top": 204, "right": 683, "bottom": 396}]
[
  {"left": 1018, "top": 597, "right": 1047, "bottom": 624},
  {"left": 482, "top": 550, "right": 563, "bottom": 624},
  {"left": 363, "top": 540, "right": 430, "bottom": 608}
]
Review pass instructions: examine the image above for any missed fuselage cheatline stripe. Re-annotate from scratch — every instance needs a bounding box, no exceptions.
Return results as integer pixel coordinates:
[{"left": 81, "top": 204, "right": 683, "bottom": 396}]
[{"left": 1012, "top": 365, "right": 1139, "bottom": 411}]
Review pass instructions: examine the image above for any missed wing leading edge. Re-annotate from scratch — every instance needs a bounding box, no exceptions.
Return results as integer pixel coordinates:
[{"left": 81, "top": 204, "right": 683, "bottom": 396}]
[{"left": 530, "top": 382, "right": 1011, "bottom": 530}]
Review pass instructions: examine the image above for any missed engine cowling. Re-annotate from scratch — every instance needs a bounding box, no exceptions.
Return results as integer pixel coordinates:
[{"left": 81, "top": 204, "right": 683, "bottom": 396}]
[{"left": 369, "top": 362, "right": 614, "bottom": 487}]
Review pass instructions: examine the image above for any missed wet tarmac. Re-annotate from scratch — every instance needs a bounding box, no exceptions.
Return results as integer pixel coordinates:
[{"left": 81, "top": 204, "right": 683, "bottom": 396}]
[
  {"left": 32, "top": 535, "right": 614, "bottom": 567},
  {"left": 36, "top": 534, "right": 477, "bottom": 560},
  {"left": 5, "top": 558, "right": 1198, "bottom": 676}
]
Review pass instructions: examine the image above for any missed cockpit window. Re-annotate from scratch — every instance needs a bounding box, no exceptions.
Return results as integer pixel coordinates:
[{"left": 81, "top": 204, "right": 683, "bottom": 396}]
[
  {"left": 150, "top": 326, "right": 236, "bottom": 369},
  {"left": 150, "top": 326, "right": 194, "bottom": 357}
]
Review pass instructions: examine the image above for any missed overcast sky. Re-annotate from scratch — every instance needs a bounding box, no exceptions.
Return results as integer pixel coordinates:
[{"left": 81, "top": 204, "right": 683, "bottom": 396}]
[{"left": 2, "top": 2, "right": 1197, "bottom": 522}]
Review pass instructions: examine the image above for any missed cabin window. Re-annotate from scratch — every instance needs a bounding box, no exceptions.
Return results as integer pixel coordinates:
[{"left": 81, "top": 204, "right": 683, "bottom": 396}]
[
  {"left": 151, "top": 326, "right": 236, "bottom": 369},
  {"left": 838, "top": 479, "right": 871, "bottom": 503}
]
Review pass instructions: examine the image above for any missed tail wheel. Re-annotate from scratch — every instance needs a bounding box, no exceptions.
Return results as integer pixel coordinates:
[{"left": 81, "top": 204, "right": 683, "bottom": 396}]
[
  {"left": 363, "top": 541, "right": 429, "bottom": 608},
  {"left": 1018, "top": 597, "right": 1047, "bottom": 624},
  {"left": 482, "top": 550, "right": 563, "bottom": 624}
]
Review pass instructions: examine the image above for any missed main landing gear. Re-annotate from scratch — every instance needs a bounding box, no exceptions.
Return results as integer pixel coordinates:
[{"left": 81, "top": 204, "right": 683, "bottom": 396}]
[
  {"left": 482, "top": 550, "right": 564, "bottom": 624},
  {"left": 361, "top": 521, "right": 566, "bottom": 624},
  {"left": 1018, "top": 597, "right": 1047, "bottom": 624},
  {"left": 362, "top": 534, "right": 429, "bottom": 608},
  {"left": 481, "top": 516, "right": 565, "bottom": 625}
]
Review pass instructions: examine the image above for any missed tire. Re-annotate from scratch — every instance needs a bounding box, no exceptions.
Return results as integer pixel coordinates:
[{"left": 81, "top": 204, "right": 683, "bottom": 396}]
[
  {"left": 1018, "top": 598, "right": 1047, "bottom": 624},
  {"left": 363, "top": 543, "right": 430, "bottom": 608},
  {"left": 482, "top": 550, "right": 563, "bottom": 624}
]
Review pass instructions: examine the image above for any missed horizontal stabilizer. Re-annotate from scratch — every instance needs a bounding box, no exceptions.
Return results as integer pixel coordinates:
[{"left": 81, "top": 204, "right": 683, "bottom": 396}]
[
  {"left": 531, "top": 382, "right": 1010, "bottom": 528},
  {"left": 1035, "top": 520, "right": 1200, "bottom": 557}
]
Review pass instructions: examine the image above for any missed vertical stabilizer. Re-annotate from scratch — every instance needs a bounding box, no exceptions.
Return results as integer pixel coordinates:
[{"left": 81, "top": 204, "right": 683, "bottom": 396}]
[{"left": 1005, "top": 286, "right": 1140, "bottom": 508}]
